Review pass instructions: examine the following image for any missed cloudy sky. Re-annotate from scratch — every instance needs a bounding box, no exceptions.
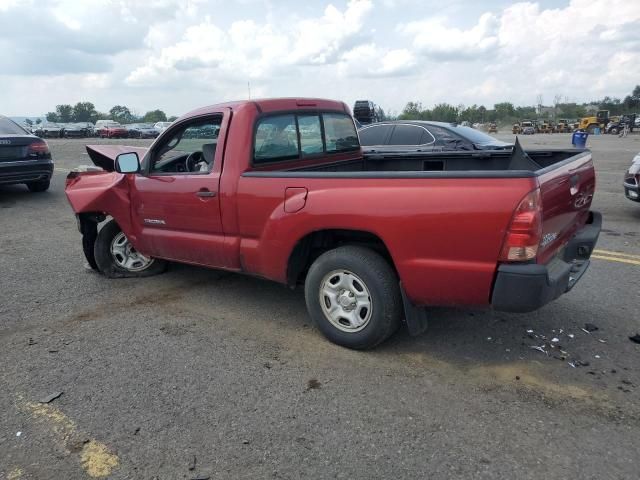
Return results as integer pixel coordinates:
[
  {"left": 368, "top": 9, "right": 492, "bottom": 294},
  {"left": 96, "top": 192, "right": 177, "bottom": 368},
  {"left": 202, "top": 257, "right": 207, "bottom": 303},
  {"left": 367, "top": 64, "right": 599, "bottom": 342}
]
[{"left": 1, "top": 0, "right": 639, "bottom": 117}]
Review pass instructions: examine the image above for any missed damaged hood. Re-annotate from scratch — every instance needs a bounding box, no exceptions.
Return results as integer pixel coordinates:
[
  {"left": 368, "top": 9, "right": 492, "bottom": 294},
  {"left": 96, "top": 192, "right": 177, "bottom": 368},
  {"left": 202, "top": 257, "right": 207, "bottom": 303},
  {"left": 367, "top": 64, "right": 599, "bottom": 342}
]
[{"left": 86, "top": 144, "right": 149, "bottom": 171}]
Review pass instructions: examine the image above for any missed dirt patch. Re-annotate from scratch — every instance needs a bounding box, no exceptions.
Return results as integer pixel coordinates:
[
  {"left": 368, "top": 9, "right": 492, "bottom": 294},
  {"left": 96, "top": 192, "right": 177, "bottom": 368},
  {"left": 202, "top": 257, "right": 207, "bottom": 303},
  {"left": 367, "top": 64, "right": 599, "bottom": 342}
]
[
  {"left": 160, "top": 322, "right": 195, "bottom": 336},
  {"left": 21, "top": 400, "right": 119, "bottom": 478},
  {"left": 81, "top": 440, "right": 119, "bottom": 478}
]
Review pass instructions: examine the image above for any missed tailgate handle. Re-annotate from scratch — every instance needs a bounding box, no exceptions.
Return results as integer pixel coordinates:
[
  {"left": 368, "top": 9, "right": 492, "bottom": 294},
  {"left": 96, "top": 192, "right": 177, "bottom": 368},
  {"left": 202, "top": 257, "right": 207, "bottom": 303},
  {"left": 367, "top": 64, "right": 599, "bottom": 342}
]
[{"left": 569, "top": 174, "right": 580, "bottom": 196}]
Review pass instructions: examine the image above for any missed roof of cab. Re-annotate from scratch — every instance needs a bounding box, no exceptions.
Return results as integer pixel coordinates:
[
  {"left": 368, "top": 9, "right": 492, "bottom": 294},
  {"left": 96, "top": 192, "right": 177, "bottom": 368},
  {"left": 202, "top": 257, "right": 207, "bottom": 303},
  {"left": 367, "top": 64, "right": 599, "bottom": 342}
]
[{"left": 179, "top": 98, "right": 349, "bottom": 121}]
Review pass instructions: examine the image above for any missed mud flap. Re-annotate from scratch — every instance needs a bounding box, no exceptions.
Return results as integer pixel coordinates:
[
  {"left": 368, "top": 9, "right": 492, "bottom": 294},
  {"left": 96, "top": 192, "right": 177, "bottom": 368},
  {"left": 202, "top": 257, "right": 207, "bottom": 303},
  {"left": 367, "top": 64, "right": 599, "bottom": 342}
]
[
  {"left": 78, "top": 214, "right": 101, "bottom": 270},
  {"left": 400, "top": 282, "right": 428, "bottom": 337}
]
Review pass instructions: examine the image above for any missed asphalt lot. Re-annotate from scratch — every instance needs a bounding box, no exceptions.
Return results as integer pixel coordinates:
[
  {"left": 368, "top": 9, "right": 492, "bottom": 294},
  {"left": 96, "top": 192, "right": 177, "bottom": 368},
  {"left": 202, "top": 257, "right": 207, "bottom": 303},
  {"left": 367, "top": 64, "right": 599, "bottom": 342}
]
[{"left": 1, "top": 133, "right": 639, "bottom": 479}]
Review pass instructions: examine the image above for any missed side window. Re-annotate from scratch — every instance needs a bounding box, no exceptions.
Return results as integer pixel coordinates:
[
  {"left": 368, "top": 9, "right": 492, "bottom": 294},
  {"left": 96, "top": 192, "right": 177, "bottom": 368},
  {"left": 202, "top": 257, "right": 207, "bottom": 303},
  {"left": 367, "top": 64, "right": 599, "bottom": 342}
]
[
  {"left": 254, "top": 114, "right": 299, "bottom": 163},
  {"left": 151, "top": 118, "right": 221, "bottom": 174},
  {"left": 298, "top": 115, "right": 323, "bottom": 157},
  {"left": 420, "top": 129, "right": 436, "bottom": 145},
  {"left": 426, "top": 125, "right": 468, "bottom": 148},
  {"left": 323, "top": 113, "right": 359, "bottom": 153},
  {"left": 358, "top": 125, "right": 392, "bottom": 146},
  {"left": 388, "top": 125, "right": 424, "bottom": 146}
]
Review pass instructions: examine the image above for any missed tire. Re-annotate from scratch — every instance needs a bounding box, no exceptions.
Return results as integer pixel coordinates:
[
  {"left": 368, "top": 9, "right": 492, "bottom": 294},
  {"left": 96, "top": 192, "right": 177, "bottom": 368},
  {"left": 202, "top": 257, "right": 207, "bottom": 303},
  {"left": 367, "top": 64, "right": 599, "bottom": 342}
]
[
  {"left": 304, "top": 246, "right": 402, "bottom": 349},
  {"left": 94, "top": 219, "right": 167, "bottom": 278},
  {"left": 610, "top": 128, "right": 618, "bottom": 135},
  {"left": 26, "top": 180, "right": 50, "bottom": 192}
]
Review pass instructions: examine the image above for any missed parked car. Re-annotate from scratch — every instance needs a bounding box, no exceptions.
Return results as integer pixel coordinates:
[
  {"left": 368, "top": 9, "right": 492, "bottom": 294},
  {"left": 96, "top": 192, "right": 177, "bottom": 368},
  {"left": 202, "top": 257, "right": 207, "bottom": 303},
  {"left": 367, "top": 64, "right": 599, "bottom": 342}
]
[
  {"left": 0, "top": 115, "right": 53, "bottom": 192},
  {"left": 154, "top": 121, "right": 172, "bottom": 133},
  {"left": 126, "top": 123, "right": 159, "bottom": 139},
  {"left": 358, "top": 120, "right": 512, "bottom": 153},
  {"left": 62, "top": 123, "right": 91, "bottom": 138},
  {"left": 65, "top": 98, "right": 600, "bottom": 350},
  {"left": 96, "top": 123, "right": 128, "bottom": 139},
  {"left": 623, "top": 152, "right": 640, "bottom": 202},
  {"left": 35, "top": 123, "right": 64, "bottom": 138},
  {"left": 521, "top": 121, "right": 535, "bottom": 135}
]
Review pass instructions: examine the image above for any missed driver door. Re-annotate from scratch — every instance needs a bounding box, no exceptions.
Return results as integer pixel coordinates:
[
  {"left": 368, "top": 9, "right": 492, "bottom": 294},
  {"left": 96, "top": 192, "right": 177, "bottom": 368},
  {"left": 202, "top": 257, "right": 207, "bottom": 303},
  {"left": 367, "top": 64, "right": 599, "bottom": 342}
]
[{"left": 129, "top": 114, "right": 231, "bottom": 268}]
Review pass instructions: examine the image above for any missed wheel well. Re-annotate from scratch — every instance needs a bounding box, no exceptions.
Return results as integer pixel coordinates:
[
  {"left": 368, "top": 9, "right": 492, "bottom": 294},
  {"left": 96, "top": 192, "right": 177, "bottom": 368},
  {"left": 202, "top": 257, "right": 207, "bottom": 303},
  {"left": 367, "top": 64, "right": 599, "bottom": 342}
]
[{"left": 286, "top": 229, "right": 395, "bottom": 286}]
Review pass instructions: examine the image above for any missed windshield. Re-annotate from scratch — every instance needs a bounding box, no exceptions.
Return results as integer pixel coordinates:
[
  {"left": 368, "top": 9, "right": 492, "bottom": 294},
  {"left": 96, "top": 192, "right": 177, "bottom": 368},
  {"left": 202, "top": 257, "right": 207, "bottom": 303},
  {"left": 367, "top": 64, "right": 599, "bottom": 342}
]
[
  {"left": 0, "top": 117, "right": 28, "bottom": 135},
  {"left": 449, "top": 125, "right": 503, "bottom": 144}
]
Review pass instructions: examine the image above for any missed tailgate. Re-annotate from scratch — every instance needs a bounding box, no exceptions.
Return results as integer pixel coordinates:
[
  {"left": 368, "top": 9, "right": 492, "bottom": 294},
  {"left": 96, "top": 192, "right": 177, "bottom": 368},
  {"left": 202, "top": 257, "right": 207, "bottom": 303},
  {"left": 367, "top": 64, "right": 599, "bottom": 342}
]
[{"left": 536, "top": 150, "right": 595, "bottom": 264}]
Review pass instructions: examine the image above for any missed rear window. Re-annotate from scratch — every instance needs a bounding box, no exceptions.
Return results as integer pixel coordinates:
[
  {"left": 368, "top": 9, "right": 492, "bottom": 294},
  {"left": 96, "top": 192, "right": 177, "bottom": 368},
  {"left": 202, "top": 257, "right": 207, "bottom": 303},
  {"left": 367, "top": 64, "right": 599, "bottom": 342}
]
[
  {"left": 0, "top": 117, "right": 27, "bottom": 135},
  {"left": 323, "top": 113, "right": 359, "bottom": 153},
  {"left": 253, "top": 112, "right": 359, "bottom": 164}
]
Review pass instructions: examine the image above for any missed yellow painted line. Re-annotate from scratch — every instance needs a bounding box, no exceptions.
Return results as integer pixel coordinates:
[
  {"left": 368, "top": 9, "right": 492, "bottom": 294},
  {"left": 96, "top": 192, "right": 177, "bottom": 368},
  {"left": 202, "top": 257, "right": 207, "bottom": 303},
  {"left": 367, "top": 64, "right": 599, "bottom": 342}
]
[
  {"left": 593, "top": 249, "right": 640, "bottom": 260},
  {"left": 591, "top": 254, "right": 640, "bottom": 266}
]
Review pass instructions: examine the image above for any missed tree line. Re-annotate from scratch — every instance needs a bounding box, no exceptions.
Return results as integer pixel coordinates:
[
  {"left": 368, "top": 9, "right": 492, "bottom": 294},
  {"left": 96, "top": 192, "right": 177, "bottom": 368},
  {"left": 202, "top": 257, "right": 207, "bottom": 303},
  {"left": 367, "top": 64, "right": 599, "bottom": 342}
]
[
  {"left": 398, "top": 85, "right": 640, "bottom": 124},
  {"left": 39, "top": 102, "right": 177, "bottom": 125}
]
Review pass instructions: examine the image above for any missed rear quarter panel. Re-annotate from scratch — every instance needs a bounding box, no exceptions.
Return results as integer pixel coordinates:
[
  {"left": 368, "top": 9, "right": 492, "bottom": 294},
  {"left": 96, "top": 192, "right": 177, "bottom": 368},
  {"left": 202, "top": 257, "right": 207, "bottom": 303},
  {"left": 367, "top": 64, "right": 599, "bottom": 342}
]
[{"left": 235, "top": 176, "right": 536, "bottom": 306}]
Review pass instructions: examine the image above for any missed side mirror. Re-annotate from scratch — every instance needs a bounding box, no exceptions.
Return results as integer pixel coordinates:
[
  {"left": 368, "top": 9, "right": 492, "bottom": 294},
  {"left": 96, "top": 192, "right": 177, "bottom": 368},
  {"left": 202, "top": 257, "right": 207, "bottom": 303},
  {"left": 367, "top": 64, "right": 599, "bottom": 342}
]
[{"left": 115, "top": 152, "right": 140, "bottom": 174}]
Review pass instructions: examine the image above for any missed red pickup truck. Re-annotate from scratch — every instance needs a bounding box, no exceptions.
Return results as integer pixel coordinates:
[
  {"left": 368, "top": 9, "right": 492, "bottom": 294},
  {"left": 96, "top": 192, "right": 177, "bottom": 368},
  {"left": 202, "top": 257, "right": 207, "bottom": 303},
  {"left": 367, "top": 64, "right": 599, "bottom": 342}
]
[{"left": 65, "top": 98, "right": 601, "bottom": 349}]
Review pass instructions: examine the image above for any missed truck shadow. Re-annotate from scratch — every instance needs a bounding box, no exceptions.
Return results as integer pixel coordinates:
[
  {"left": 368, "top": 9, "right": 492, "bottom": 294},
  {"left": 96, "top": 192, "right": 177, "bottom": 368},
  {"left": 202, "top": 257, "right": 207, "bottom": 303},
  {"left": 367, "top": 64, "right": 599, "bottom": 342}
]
[{"left": 166, "top": 262, "right": 608, "bottom": 373}]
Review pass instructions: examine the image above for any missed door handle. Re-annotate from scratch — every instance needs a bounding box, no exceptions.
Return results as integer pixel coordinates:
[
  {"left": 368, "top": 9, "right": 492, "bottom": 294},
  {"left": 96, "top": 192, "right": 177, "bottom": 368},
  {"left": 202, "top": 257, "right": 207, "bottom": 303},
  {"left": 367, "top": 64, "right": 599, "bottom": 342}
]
[{"left": 196, "top": 189, "right": 217, "bottom": 198}]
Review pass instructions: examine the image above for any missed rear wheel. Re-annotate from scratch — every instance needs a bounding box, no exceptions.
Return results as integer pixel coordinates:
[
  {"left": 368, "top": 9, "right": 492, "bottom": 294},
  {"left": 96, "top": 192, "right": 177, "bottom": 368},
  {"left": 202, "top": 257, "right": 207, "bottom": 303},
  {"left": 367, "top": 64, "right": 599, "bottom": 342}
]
[
  {"left": 304, "top": 246, "right": 402, "bottom": 349},
  {"left": 94, "top": 219, "right": 167, "bottom": 278},
  {"left": 26, "top": 180, "right": 50, "bottom": 192},
  {"left": 610, "top": 127, "right": 618, "bottom": 135}
]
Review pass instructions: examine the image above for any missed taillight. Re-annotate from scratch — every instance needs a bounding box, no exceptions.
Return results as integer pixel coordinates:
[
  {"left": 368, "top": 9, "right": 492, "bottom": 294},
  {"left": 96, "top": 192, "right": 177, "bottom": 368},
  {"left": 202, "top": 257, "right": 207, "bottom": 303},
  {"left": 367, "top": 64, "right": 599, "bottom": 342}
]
[
  {"left": 499, "top": 188, "right": 542, "bottom": 262},
  {"left": 28, "top": 141, "right": 50, "bottom": 156}
]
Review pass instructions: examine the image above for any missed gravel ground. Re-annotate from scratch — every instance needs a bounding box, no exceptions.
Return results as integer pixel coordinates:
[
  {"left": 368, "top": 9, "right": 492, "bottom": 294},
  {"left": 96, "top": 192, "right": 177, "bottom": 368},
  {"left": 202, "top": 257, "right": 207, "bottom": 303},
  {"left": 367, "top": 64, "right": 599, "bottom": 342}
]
[{"left": 1, "top": 133, "right": 639, "bottom": 479}]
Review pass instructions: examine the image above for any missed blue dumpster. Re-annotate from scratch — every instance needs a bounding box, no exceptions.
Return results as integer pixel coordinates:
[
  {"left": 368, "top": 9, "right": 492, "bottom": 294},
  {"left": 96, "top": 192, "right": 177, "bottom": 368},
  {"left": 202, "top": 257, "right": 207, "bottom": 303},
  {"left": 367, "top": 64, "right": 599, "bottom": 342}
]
[{"left": 572, "top": 131, "right": 588, "bottom": 148}]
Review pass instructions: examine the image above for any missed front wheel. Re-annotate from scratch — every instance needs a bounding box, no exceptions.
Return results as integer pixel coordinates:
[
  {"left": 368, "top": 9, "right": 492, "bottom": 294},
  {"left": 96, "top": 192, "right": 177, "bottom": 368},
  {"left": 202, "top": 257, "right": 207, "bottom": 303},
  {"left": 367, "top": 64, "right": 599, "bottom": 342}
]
[
  {"left": 26, "top": 180, "right": 50, "bottom": 192},
  {"left": 304, "top": 246, "right": 402, "bottom": 349},
  {"left": 94, "top": 219, "right": 167, "bottom": 278}
]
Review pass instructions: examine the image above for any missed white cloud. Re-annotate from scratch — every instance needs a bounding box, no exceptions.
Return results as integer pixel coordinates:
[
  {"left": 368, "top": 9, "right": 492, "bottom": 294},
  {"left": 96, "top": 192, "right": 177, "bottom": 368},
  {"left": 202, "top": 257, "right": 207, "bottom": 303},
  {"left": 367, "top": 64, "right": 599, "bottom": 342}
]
[
  {"left": 403, "top": 12, "right": 500, "bottom": 59},
  {"left": 126, "top": 0, "right": 374, "bottom": 86},
  {"left": 1, "top": 0, "right": 639, "bottom": 117}
]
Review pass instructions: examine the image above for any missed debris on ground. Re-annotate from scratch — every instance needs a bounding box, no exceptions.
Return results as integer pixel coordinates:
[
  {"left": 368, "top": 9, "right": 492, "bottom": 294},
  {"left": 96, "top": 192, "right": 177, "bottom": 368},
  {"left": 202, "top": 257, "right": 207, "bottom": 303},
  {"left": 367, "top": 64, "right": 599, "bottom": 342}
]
[
  {"left": 584, "top": 323, "right": 599, "bottom": 332},
  {"left": 189, "top": 455, "right": 197, "bottom": 471},
  {"left": 16, "top": 431, "right": 22, "bottom": 437},
  {"left": 191, "top": 476, "right": 210, "bottom": 480},
  {"left": 39, "top": 391, "right": 63, "bottom": 404},
  {"left": 242, "top": 439, "right": 250, "bottom": 445},
  {"left": 530, "top": 346, "right": 548, "bottom": 355},
  {"left": 306, "top": 379, "right": 321, "bottom": 390},
  {"left": 551, "top": 337, "right": 559, "bottom": 343},
  {"left": 629, "top": 334, "right": 640, "bottom": 344},
  {"left": 27, "top": 337, "right": 37, "bottom": 346}
]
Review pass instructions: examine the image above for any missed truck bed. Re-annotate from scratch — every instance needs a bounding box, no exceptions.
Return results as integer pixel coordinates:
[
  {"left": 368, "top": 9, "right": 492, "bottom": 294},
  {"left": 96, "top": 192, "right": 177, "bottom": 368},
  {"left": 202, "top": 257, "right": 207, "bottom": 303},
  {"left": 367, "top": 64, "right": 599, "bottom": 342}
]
[{"left": 246, "top": 147, "right": 587, "bottom": 178}]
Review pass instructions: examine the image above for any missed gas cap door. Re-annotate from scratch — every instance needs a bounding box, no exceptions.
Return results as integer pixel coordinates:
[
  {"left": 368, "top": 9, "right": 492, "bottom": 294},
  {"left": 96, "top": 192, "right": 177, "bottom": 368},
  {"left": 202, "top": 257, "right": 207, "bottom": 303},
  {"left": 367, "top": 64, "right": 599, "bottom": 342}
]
[{"left": 284, "top": 187, "right": 308, "bottom": 213}]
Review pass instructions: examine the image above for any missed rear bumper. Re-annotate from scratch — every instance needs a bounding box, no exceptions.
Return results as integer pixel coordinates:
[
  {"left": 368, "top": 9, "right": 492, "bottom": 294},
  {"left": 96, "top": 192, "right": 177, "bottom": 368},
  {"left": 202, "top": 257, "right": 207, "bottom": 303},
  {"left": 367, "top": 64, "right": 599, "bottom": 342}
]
[
  {"left": 624, "top": 181, "right": 640, "bottom": 202},
  {"left": 0, "top": 159, "right": 54, "bottom": 185},
  {"left": 491, "top": 211, "right": 601, "bottom": 313}
]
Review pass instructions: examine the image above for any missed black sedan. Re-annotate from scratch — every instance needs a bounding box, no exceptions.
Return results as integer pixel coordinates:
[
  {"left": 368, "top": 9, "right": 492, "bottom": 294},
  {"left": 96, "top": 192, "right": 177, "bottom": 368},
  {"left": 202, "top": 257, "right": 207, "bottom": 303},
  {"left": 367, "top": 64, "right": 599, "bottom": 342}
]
[
  {"left": 0, "top": 115, "right": 53, "bottom": 192},
  {"left": 358, "top": 120, "right": 513, "bottom": 153}
]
